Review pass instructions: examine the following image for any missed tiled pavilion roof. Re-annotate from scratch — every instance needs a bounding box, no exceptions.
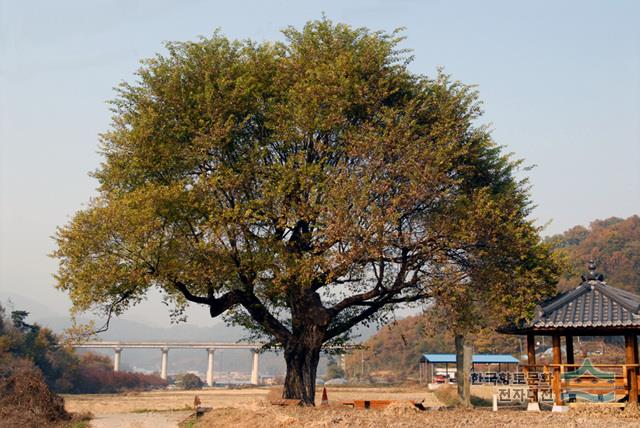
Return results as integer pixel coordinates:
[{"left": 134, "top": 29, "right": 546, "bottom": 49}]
[
  {"left": 500, "top": 266, "right": 640, "bottom": 334},
  {"left": 532, "top": 280, "right": 640, "bottom": 328}
]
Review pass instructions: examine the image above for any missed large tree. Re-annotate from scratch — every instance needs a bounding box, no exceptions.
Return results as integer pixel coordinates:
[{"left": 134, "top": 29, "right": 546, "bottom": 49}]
[{"left": 53, "top": 19, "right": 556, "bottom": 404}]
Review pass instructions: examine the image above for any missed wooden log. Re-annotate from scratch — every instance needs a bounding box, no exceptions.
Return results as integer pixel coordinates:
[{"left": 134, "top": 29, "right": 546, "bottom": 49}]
[
  {"left": 348, "top": 399, "right": 423, "bottom": 410},
  {"left": 352, "top": 399, "right": 392, "bottom": 409},
  {"left": 270, "top": 399, "right": 303, "bottom": 406}
]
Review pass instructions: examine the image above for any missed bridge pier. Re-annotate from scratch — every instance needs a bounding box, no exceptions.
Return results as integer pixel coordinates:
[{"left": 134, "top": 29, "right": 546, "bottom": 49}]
[
  {"left": 160, "top": 348, "right": 169, "bottom": 380},
  {"left": 206, "top": 349, "right": 215, "bottom": 387},
  {"left": 113, "top": 347, "right": 122, "bottom": 372},
  {"left": 251, "top": 349, "right": 259, "bottom": 385}
]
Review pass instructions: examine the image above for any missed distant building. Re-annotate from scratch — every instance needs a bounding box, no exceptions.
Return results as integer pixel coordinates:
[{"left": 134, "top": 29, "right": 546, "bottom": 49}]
[{"left": 418, "top": 353, "right": 519, "bottom": 384}]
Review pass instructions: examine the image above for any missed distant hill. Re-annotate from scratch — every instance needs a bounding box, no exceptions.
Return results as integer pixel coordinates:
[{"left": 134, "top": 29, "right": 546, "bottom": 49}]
[
  {"left": 0, "top": 292, "right": 62, "bottom": 320},
  {"left": 547, "top": 215, "right": 640, "bottom": 292}
]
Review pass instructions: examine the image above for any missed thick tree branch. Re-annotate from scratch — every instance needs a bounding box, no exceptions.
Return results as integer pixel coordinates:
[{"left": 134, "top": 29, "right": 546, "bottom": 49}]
[
  {"left": 240, "top": 292, "right": 291, "bottom": 343},
  {"left": 172, "top": 280, "right": 243, "bottom": 317},
  {"left": 324, "top": 298, "right": 387, "bottom": 341},
  {"left": 329, "top": 252, "right": 412, "bottom": 314}
]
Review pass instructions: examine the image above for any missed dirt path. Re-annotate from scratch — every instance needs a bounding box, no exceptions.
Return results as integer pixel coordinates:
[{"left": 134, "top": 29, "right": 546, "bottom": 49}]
[
  {"left": 89, "top": 411, "right": 191, "bottom": 428},
  {"left": 64, "top": 388, "right": 270, "bottom": 414}
]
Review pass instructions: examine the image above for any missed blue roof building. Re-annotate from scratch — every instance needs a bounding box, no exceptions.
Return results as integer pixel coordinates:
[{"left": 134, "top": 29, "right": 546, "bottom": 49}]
[
  {"left": 418, "top": 353, "right": 520, "bottom": 384},
  {"left": 419, "top": 354, "right": 519, "bottom": 364}
]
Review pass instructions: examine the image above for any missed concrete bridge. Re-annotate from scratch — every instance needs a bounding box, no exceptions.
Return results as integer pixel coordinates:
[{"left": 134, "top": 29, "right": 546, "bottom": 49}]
[
  {"left": 73, "top": 341, "right": 264, "bottom": 386},
  {"left": 73, "top": 341, "right": 353, "bottom": 386}
]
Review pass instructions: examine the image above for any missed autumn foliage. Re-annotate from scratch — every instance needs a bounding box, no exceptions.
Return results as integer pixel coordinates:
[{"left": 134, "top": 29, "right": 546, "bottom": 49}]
[
  {"left": 549, "top": 215, "right": 640, "bottom": 292},
  {"left": 0, "top": 305, "right": 166, "bottom": 395},
  {"left": 74, "top": 353, "right": 167, "bottom": 393}
]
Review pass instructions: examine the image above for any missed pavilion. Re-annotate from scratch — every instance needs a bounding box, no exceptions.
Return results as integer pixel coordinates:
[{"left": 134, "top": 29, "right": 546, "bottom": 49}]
[{"left": 499, "top": 262, "right": 640, "bottom": 410}]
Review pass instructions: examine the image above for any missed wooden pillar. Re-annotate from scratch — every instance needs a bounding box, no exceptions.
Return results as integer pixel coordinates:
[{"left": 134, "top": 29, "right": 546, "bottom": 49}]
[
  {"left": 565, "top": 335, "right": 575, "bottom": 366},
  {"left": 634, "top": 335, "right": 639, "bottom": 400},
  {"left": 625, "top": 334, "right": 638, "bottom": 404},
  {"left": 552, "top": 335, "right": 563, "bottom": 406},
  {"left": 527, "top": 334, "right": 536, "bottom": 365},
  {"left": 526, "top": 334, "right": 537, "bottom": 403}
]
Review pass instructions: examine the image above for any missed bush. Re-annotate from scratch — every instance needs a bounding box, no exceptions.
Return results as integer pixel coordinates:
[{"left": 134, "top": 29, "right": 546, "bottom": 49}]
[
  {"left": 433, "top": 385, "right": 460, "bottom": 407},
  {"left": 0, "top": 354, "right": 70, "bottom": 427},
  {"left": 75, "top": 353, "right": 167, "bottom": 393},
  {"left": 433, "top": 385, "right": 492, "bottom": 408},
  {"left": 325, "top": 357, "right": 345, "bottom": 380},
  {"left": 182, "top": 373, "right": 204, "bottom": 390}
]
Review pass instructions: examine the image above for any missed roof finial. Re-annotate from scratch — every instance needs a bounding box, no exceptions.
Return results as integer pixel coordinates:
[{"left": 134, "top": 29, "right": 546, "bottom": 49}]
[{"left": 581, "top": 259, "right": 604, "bottom": 282}]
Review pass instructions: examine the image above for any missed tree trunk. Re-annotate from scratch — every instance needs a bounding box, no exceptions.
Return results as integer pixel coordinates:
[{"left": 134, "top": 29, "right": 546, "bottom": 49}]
[
  {"left": 455, "top": 334, "right": 472, "bottom": 407},
  {"left": 282, "top": 338, "right": 322, "bottom": 405}
]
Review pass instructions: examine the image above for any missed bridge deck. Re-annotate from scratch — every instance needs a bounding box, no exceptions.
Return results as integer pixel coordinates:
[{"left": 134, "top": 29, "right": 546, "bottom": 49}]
[{"left": 73, "top": 341, "right": 262, "bottom": 349}]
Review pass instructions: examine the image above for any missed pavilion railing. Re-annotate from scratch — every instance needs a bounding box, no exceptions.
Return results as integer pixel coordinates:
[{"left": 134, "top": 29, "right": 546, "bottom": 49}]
[{"left": 521, "top": 363, "right": 639, "bottom": 404}]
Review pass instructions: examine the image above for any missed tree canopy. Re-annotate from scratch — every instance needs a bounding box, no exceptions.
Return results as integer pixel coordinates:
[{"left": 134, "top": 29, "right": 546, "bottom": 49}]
[{"left": 53, "top": 19, "right": 559, "bottom": 404}]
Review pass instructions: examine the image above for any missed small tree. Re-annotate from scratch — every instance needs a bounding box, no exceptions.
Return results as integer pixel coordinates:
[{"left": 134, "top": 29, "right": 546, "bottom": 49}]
[
  {"left": 430, "top": 229, "right": 561, "bottom": 406},
  {"left": 181, "top": 373, "right": 204, "bottom": 390},
  {"left": 53, "top": 18, "right": 558, "bottom": 405},
  {"left": 325, "top": 357, "right": 345, "bottom": 380}
]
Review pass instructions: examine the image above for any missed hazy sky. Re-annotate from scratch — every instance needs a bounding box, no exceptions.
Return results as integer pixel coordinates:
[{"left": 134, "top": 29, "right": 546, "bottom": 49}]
[{"left": 1, "top": 0, "right": 638, "bottom": 327}]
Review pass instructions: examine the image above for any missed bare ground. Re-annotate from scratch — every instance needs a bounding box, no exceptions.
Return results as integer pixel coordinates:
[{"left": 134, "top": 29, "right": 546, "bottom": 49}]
[{"left": 63, "top": 386, "right": 640, "bottom": 428}]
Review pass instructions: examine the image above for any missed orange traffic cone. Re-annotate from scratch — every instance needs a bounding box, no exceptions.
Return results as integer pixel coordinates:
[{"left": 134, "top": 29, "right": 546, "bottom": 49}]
[{"left": 321, "top": 386, "right": 329, "bottom": 406}]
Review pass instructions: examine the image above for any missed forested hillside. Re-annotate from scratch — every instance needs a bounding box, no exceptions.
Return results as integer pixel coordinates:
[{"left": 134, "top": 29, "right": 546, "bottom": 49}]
[
  {"left": 348, "top": 215, "right": 640, "bottom": 380},
  {"left": 548, "top": 215, "right": 640, "bottom": 292}
]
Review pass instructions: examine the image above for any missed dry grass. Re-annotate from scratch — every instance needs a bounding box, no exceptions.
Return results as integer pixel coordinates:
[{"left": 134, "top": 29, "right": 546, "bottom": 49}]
[
  {"left": 192, "top": 404, "right": 640, "bottom": 428},
  {"left": 63, "top": 385, "right": 640, "bottom": 428},
  {"left": 0, "top": 359, "right": 71, "bottom": 428},
  {"left": 433, "top": 385, "right": 493, "bottom": 408}
]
